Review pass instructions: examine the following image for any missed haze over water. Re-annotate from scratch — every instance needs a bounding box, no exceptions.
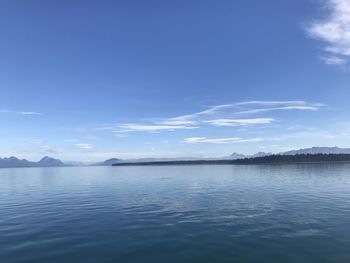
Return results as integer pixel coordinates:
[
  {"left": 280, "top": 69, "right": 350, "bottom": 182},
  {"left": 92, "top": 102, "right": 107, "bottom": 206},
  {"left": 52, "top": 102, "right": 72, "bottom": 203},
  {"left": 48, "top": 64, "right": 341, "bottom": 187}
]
[{"left": 1, "top": 164, "right": 350, "bottom": 262}]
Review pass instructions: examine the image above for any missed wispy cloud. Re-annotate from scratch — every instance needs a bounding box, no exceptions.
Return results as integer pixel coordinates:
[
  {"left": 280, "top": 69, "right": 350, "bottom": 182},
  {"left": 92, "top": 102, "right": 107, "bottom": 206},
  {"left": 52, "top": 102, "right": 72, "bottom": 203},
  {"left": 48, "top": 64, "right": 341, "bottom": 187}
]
[
  {"left": 64, "top": 139, "right": 80, "bottom": 143},
  {"left": 70, "top": 128, "right": 97, "bottom": 140},
  {"left": 205, "top": 118, "right": 275, "bottom": 127},
  {"left": 237, "top": 106, "right": 321, "bottom": 114},
  {"left": 74, "top": 143, "right": 93, "bottom": 150},
  {"left": 110, "top": 100, "right": 324, "bottom": 133},
  {"left": 0, "top": 109, "right": 42, "bottom": 115},
  {"left": 236, "top": 101, "right": 324, "bottom": 114},
  {"left": 18, "top": 111, "right": 42, "bottom": 115},
  {"left": 169, "top": 104, "right": 234, "bottom": 121},
  {"left": 114, "top": 133, "right": 129, "bottom": 138},
  {"left": 236, "top": 100, "right": 308, "bottom": 106},
  {"left": 321, "top": 56, "right": 347, "bottom": 65},
  {"left": 28, "top": 139, "right": 43, "bottom": 144},
  {"left": 117, "top": 123, "right": 198, "bottom": 133},
  {"left": 172, "top": 101, "right": 323, "bottom": 119},
  {"left": 158, "top": 120, "right": 198, "bottom": 126},
  {"left": 40, "top": 145, "right": 64, "bottom": 154},
  {"left": 307, "top": 0, "right": 350, "bottom": 67},
  {"left": 183, "top": 137, "right": 263, "bottom": 144}
]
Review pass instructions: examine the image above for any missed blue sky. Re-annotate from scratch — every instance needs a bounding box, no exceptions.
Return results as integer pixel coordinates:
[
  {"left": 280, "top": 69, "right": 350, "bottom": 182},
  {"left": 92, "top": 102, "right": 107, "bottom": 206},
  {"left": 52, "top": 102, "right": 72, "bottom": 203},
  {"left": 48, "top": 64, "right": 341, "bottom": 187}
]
[{"left": 1, "top": 0, "right": 350, "bottom": 161}]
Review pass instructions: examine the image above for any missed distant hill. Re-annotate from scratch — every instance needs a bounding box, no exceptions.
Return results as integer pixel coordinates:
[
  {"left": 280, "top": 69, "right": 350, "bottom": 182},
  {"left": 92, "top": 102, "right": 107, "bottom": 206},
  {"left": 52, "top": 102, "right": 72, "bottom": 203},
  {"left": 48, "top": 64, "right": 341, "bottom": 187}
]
[
  {"left": 113, "top": 154, "right": 350, "bottom": 166},
  {"left": 3, "top": 147, "right": 350, "bottom": 168},
  {"left": 228, "top": 147, "right": 350, "bottom": 159},
  {"left": 229, "top": 153, "right": 246, "bottom": 159},
  {"left": 98, "top": 156, "right": 235, "bottom": 165},
  {"left": 0, "top": 157, "right": 32, "bottom": 168},
  {"left": 251, "top": 152, "right": 272, "bottom": 158},
  {"left": 233, "top": 153, "right": 350, "bottom": 164},
  {"left": 108, "top": 147, "right": 350, "bottom": 166},
  {"left": 0, "top": 156, "right": 66, "bottom": 168},
  {"left": 95, "top": 158, "right": 121, "bottom": 166},
  {"left": 282, "top": 147, "right": 350, "bottom": 155},
  {"left": 37, "top": 156, "right": 65, "bottom": 167}
]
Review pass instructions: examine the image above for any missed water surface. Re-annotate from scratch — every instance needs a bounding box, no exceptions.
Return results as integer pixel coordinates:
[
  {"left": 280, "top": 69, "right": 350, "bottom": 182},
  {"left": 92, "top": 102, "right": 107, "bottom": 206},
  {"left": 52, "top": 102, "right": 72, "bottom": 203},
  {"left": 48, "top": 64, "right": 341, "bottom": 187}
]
[{"left": 1, "top": 164, "right": 350, "bottom": 262}]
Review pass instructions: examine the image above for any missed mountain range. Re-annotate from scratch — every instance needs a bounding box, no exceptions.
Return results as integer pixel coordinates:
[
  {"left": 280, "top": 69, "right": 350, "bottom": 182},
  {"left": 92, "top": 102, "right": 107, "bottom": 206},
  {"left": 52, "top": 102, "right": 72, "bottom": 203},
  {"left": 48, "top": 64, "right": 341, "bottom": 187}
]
[
  {"left": 0, "top": 156, "right": 66, "bottom": 168},
  {"left": 1, "top": 147, "right": 350, "bottom": 168}
]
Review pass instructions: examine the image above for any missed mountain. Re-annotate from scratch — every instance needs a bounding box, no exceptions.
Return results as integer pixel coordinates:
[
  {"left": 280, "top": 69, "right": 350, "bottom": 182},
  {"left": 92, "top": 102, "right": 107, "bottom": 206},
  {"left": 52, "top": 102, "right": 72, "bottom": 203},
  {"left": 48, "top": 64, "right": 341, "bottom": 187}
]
[
  {"left": 113, "top": 153, "right": 350, "bottom": 166},
  {"left": 0, "top": 156, "right": 66, "bottom": 168},
  {"left": 251, "top": 152, "right": 272, "bottom": 158},
  {"left": 0, "top": 157, "right": 32, "bottom": 168},
  {"left": 227, "top": 147, "right": 350, "bottom": 160},
  {"left": 228, "top": 152, "right": 271, "bottom": 159},
  {"left": 229, "top": 153, "right": 246, "bottom": 159},
  {"left": 3, "top": 147, "right": 350, "bottom": 168},
  {"left": 37, "top": 156, "right": 65, "bottom": 167},
  {"left": 109, "top": 147, "right": 350, "bottom": 166},
  {"left": 97, "top": 158, "right": 121, "bottom": 166},
  {"left": 282, "top": 147, "right": 350, "bottom": 155}
]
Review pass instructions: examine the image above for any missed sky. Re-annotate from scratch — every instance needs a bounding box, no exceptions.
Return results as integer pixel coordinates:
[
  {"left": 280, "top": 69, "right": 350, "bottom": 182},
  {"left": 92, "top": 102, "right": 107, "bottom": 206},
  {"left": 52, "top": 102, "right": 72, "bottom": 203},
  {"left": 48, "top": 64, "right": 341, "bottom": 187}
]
[{"left": 1, "top": 0, "right": 350, "bottom": 162}]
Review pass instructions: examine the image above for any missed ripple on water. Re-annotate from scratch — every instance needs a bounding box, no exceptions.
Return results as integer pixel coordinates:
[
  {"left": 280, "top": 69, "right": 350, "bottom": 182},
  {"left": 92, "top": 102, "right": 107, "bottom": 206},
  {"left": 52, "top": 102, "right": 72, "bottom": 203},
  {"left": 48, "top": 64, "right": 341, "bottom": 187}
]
[{"left": 1, "top": 165, "right": 350, "bottom": 262}]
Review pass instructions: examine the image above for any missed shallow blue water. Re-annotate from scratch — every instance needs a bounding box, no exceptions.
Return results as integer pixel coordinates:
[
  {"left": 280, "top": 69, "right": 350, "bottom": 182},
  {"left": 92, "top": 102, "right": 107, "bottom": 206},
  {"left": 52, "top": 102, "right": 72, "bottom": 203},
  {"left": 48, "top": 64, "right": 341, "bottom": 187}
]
[{"left": 0, "top": 164, "right": 350, "bottom": 262}]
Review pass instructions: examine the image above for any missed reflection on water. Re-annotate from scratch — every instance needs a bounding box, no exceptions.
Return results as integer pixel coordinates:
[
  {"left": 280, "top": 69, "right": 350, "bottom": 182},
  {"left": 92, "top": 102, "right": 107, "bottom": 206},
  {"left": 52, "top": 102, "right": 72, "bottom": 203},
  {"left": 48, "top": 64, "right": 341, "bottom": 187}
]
[{"left": 0, "top": 164, "right": 350, "bottom": 262}]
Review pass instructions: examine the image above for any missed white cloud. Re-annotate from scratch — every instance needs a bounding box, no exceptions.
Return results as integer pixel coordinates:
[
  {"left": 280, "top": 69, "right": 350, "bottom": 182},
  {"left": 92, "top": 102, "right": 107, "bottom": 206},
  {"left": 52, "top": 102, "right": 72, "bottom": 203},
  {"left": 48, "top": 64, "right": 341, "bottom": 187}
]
[
  {"left": 235, "top": 101, "right": 324, "bottom": 114},
  {"left": 74, "top": 143, "right": 93, "bottom": 150},
  {"left": 205, "top": 118, "right": 275, "bottom": 127},
  {"left": 40, "top": 145, "right": 64, "bottom": 154},
  {"left": 114, "top": 133, "right": 129, "bottom": 138},
  {"left": 236, "top": 100, "right": 308, "bottom": 106},
  {"left": 321, "top": 56, "right": 347, "bottom": 65},
  {"left": 237, "top": 106, "right": 320, "bottom": 114},
  {"left": 64, "top": 139, "right": 80, "bottom": 143},
  {"left": 307, "top": 0, "right": 350, "bottom": 66},
  {"left": 158, "top": 119, "right": 197, "bottom": 126},
  {"left": 18, "top": 111, "right": 42, "bottom": 115},
  {"left": 70, "top": 127, "right": 97, "bottom": 140},
  {"left": 117, "top": 123, "right": 198, "bottom": 133},
  {"left": 28, "top": 139, "right": 43, "bottom": 144},
  {"left": 172, "top": 101, "right": 323, "bottom": 119},
  {"left": 0, "top": 109, "right": 42, "bottom": 115},
  {"left": 112, "top": 100, "right": 324, "bottom": 133},
  {"left": 183, "top": 137, "right": 263, "bottom": 144},
  {"left": 169, "top": 104, "right": 234, "bottom": 121}
]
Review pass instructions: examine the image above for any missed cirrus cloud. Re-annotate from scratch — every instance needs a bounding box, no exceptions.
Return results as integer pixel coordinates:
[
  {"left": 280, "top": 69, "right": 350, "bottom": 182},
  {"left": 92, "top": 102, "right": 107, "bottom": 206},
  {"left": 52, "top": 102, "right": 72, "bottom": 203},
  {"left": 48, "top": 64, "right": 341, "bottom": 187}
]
[
  {"left": 183, "top": 137, "right": 263, "bottom": 144},
  {"left": 205, "top": 118, "right": 275, "bottom": 127},
  {"left": 109, "top": 100, "right": 324, "bottom": 134},
  {"left": 117, "top": 123, "right": 198, "bottom": 133},
  {"left": 74, "top": 143, "right": 93, "bottom": 150},
  {"left": 307, "top": 0, "right": 350, "bottom": 67}
]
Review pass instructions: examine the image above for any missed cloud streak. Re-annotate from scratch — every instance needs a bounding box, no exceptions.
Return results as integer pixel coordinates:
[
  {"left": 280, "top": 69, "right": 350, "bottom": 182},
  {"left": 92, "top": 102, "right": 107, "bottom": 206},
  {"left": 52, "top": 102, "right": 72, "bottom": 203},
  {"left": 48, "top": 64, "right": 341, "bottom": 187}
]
[
  {"left": 18, "top": 111, "right": 42, "bottom": 115},
  {"left": 205, "top": 118, "right": 275, "bottom": 127},
  {"left": 117, "top": 123, "right": 198, "bottom": 133},
  {"left": 74, "top": 143, "right": 93, "bottom": 150},
  {"left": 110, "top": 100, "right": 323, "bottom": 133},
  {"left": 0, "top": 109, "right": 42, "bottom": 116},
  {"left": 307, "top": 0, "right": 350, "bottom": 66},
  {"left": 183, "top": 137, "right": 263, "bottom": 144},
  {"left": 171, "top": 101, "right": 323, "bottom": 120}
]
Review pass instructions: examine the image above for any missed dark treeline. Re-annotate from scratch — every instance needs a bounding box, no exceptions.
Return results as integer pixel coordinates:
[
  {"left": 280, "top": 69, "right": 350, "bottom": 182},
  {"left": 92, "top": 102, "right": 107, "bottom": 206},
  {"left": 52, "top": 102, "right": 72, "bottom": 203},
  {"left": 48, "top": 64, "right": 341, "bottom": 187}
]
[
  {"left": 112, "top": 154, "right": 350, "bottom": 166},
  {"left": 232, "top": 154, "right": 350, "bottom": 164}
]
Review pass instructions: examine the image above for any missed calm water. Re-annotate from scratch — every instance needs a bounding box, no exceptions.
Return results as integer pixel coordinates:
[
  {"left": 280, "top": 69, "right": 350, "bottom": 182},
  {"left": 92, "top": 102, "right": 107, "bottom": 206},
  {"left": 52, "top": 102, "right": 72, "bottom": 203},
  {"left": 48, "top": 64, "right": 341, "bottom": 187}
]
[{"left": 0, "top": 164, "right": 350, "bottom": 262}]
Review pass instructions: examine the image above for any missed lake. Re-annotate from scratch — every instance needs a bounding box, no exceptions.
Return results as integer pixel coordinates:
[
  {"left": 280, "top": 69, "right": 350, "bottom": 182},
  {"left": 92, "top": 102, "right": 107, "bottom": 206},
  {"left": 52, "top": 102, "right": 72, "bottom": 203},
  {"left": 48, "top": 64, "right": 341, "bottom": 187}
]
[{"left": 0, "top": 164, "right": 350, "bottom": 262}]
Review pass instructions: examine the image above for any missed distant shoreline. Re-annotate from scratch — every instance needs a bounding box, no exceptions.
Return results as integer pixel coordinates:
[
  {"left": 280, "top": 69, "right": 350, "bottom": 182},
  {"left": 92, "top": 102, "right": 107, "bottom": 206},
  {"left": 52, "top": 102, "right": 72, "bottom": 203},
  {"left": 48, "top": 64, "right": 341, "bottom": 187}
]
[{"left": 112, "top": 154, "right": 350, "bottom": 166}]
